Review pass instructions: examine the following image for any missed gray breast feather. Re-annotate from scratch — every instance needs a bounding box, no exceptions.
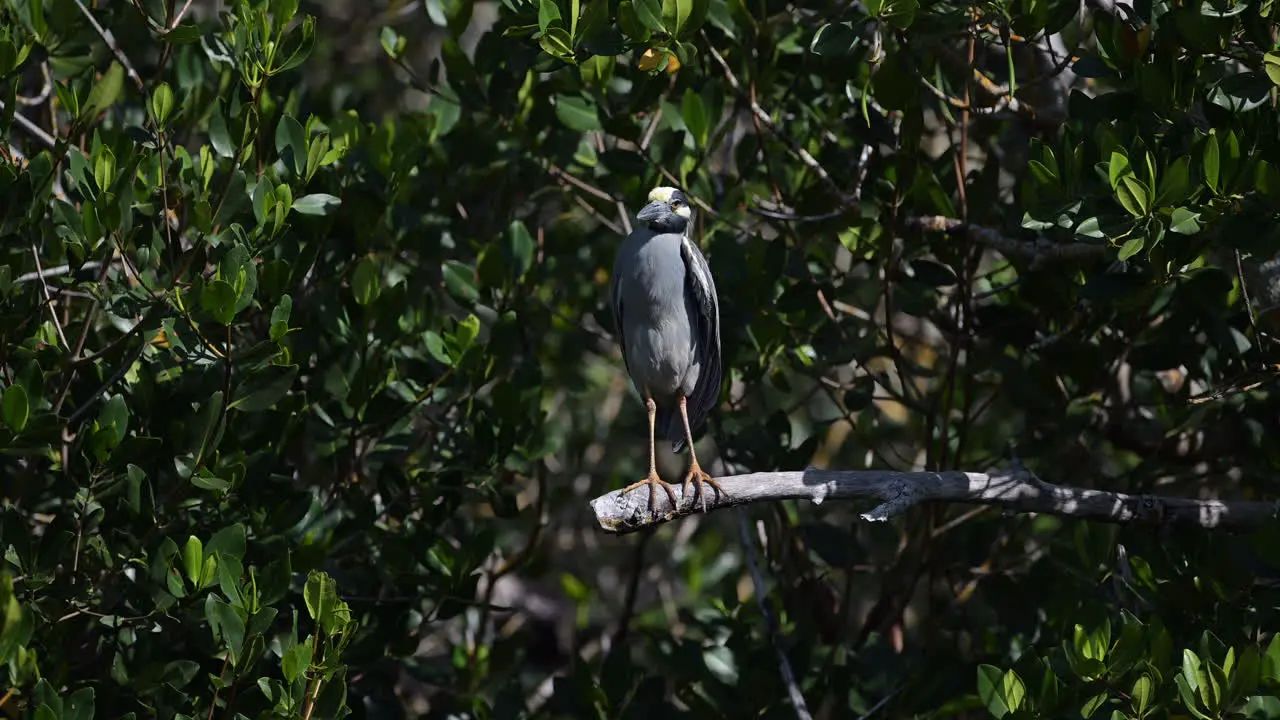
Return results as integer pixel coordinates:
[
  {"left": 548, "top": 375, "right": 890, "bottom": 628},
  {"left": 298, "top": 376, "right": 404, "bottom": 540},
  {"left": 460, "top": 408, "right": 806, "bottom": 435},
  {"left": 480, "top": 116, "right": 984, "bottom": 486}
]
[{"left": 609, "top": 229, "right": 722, "bottom": 452}]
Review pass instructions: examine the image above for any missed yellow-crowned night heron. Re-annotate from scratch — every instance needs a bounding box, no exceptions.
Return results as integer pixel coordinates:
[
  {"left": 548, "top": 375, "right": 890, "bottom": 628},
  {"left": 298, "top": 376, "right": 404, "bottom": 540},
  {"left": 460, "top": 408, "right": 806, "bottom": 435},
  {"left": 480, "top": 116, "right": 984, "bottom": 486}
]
[{"left": 610, "top": 186, "right": 724, "bottom": 512}]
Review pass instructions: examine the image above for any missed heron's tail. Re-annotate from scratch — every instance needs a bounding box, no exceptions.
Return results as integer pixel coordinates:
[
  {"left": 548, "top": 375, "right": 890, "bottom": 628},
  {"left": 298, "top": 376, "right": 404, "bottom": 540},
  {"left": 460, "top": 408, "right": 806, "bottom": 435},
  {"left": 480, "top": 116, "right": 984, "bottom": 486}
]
[
  {"left": 654, "top": 407, "right": 686, "bottom": 453},
  {"left": 657, "top": 406, "right": 707, "bottom": 453}
]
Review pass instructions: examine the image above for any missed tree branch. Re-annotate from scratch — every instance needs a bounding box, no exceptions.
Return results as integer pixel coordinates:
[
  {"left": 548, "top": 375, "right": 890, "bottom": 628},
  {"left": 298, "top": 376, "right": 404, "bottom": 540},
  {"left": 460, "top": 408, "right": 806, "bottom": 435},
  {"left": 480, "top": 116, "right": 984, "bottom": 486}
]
[
  {"left": 589, "top": 466, "right": 1279, "bottom": 535},
  {"left": 907, "top": 216, "right": 1108, "bottom": 266}
]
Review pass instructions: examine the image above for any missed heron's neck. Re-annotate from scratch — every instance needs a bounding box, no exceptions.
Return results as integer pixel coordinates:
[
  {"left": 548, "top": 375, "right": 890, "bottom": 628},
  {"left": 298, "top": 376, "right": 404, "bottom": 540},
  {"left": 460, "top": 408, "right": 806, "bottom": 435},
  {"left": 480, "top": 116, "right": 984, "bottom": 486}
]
[{"left": 647, "top": 218, "right": 691, "bottom": 234}]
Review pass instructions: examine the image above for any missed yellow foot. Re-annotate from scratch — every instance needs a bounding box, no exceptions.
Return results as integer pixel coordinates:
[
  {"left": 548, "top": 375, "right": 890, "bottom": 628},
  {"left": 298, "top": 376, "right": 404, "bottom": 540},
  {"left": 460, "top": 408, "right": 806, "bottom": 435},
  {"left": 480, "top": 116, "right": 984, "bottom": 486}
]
[
  {"left": 681, "top": 462, "right": 725, "bottom": 513},
  {"left": 619, "top": 471, "right": 679, "bottom": 514}
]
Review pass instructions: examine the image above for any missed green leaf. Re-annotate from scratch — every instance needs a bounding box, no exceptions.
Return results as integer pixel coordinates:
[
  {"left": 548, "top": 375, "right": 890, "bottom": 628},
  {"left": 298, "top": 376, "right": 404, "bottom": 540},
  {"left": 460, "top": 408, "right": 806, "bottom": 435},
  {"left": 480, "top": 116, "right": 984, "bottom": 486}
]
[
  {"left": 662, "top": 0, "right": 693, "bottom": 37},
  {"left": 64, "top": 688, "right": 93, "bottom": 720},
  {"left": 554, "top": 94, "right": 602, "bottom": 132},
  {"left": 1265, "top": 52, "right": 1280, "bottom": 86},
  {"left": 149, "top": 82, "right": 175, "bottom": 127},
  {"left": 182, "top": 536, "right": 204, "bottom": 586},
  {"left": 275, "top": 115, "right": 307, "bottom": 175},
  {"left": 292, "top": 193, "right": 341, "bottom": 216},
  {"left": 877, "top": 0, "right": 917, "bottom": 28},
  {"left": 869, "top": 50, "right": 920, "bottom": 110},
  {"left": 977, "top": 664, "right": 1010, "bottom": 718},
  {"left": 379, "top": 26, "right": 405, "bottom": 59},
  {"left": 80, "top": 62, "right": 125, "bottom": 123},
  {"left": 539, "top": 27, "right": 576, "bottom": 62},
  {"left": 1200, "top": 659, "right": 1222, "bottom": 713},
  {"left": 810, "top": 22, "right": 860, "bottom": 56},
  {"left": 0, "top": 583, "right": 34, "bottom": 665},
  {"left": 207, "top": 524, "right": 247, "bottom": 563},
  {"left": 1264, "top": 634, "right": 1280, "bottom": 682},
  {"left": 93, "top": 147, "right": 117, "bottom": 195},
  {"left": 163, "top": 22, "right": 203, "bottom": 43},
  {"left": 681, "top": 88, "right": 708, "bottom": 147},
  {"left": 0, "top": 40, "right": 25, "bottom": 78},
  {"left": 1204, "top": 133, "right": 1220, "bottom": 193},
  {"left": 1118, "top": 235, "right": 1144, "bottom": 261},
  {"left": 1169, "top": 207, "right": 1201, "bottom": 235},
  {"left": 2, "top": 384, "right": 29, "bottom": 432},
  {"left": 191, "top": 471, "right": 231, "bottom": 491},
  {"left": 351, "top": 257, "right": 381, "bottom": 306},
  {"left": 454, "top": 314, "right": 480, "bottom": 352},
  {"left": 252, "top": 176, "right": 276, "bottom": 228},
  {"left": 271, "top": 0, "right": 299, "bottom": 24},
  {"left": 538, "top": 0, "right": 562, "bottom": 31},
  {"left": 1256, "top": 159, "right": 1280, "bottom": 203},
  {"left": 1080, "top": 692, "right": 1108, "bottom": 717},
  {"left": 632, "top": 0, "right": 664, "bottom": 32},
  {"left": 1176, "top": 673, "right": 1211, "bottom": 719},
  {"left": 1131, "top": 674, "right": 1153, "bottom": 716},
  {"left": 1001, "top": 669, "right": 1026, "bottom": 712},
  {"left": 205, "top": 595, "right": 245, "bottom": 658},
  {"left": 96, "top": 393, "right": 129, "bottom": 449},
  {"left": 283, "top": 643, "right": 312, "bottom": 683},
  {"left": 199, "top": 553, "right": 218, "bottom": 589},
  {"left": 617, "top": 2, "right": 652, "bottom": 40},
  {"left": 1117, "top": 176, "right": 1150, "bottom": 217},
  {"left": 304, "top": 570, "right": 338, "bottom": 627},
  {"left": 202, "top": 279, "right": 238, "bottom": 325},
  {"left": 208, "top": 103, "right": 235, "bottom": 159},
  {"left": 230, "top": 364, "right": 299, "bottom": 412},
  {"left": 443, "top": 260, "right": 479, "bottom": 302},
  {"left": 270, "top": 294, "right": 292, "bottom": 343},
  {"left": 1156, "top": 156, "right": 1192, "bottom": 206},
  {"left": 1108, "top": 150, "right": 1132, "bottom": 190},
  {"left": 684, "top": 0, "right": 711, "bottom": 38},
  {"left": 1243, "top": 696, "right": 1280, "bottom": 718},
  {"left": 425, "top": 331, "right": 452, "bottom": 366},
  {"left": 506, "top": 221, "right": 534, "bottom": 280},
  {"left": 275, "top": 16, "right": 316, "bottom": 72}
]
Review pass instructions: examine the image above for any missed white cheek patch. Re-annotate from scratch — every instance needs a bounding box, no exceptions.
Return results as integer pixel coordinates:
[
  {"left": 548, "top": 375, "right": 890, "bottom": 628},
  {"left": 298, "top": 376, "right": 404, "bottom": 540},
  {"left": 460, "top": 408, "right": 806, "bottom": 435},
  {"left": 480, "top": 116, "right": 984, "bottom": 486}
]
[
  {"left": 675, "top": 204, "right": 692, "bottom": 219},
  {"left": 648, "top": 186, "right": 678, "bottom": 203}
]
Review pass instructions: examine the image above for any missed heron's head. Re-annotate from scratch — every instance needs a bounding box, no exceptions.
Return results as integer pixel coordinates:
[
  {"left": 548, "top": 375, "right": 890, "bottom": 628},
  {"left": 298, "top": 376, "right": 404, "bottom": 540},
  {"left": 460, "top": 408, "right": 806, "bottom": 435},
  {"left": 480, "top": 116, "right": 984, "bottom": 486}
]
[{"left": 635, "top": 186, "right": 693, "bottom": 233}]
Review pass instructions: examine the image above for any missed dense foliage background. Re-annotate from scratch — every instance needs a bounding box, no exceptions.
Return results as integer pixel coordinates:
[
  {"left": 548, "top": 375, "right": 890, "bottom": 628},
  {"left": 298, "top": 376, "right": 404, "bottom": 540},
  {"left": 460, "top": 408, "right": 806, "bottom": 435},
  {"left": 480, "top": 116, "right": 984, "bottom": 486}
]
[{"left": 2, "top": 0, "right": 1280, "bottom": 716}]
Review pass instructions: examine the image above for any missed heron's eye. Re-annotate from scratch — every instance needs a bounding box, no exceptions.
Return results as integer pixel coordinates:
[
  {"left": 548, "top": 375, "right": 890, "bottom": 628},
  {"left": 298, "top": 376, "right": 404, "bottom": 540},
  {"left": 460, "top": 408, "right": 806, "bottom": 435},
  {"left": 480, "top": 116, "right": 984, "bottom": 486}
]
[{"left": 671, "top": 200, "right": 683, "bottom": 209}]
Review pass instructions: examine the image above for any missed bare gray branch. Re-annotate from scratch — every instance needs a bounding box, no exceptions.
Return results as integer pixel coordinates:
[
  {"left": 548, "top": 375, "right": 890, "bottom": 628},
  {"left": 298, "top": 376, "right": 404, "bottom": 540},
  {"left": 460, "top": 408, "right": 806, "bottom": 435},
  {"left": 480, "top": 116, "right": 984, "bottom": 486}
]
[{"left": 589, "top": 466, "right": 1278, "bottom": 535}]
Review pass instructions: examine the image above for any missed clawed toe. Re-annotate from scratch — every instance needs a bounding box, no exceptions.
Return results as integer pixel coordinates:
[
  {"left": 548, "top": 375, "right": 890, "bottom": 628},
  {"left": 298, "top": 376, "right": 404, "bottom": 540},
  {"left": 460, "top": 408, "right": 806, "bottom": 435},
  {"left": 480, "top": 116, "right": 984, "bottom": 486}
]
[
  {"left": 620, "top": 471, "right": 678, "bottom": 515},
  {"left": 681, "top": 463, "right": 726, "bottom": 513}
]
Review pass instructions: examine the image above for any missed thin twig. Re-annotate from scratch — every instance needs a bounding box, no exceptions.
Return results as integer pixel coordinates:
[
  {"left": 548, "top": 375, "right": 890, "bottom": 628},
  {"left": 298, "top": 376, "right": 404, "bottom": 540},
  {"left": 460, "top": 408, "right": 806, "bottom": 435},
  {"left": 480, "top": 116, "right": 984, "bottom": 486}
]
[
  {"left": 738, "top": 514, "right": 814, "bottom": 720},
  {"left": 610, "top": 531, "right": 651, "bottom": 648},
  {"left": 167, "top": 0, "right": 197, "bottom": 29},
  {"left": 570, "top": 194, "right": 623, "bottom": 235},
  {"left": 546, "top": 163, "right": 616, "bottom": 203},
  {"left": 16, "top": 62, "right": 52, "bottom": 106},
  {"left": 14, "top": 260, "right": 106, "bottom": 285},
  {"left": 53, "top": 254, "right": 116, "bottom": 414},
  {"left": 65, "top": 336, "right": 149, "bottom": 426},
  {"left": 72, "top": 0, "right": 147, "bottom": 92},
  {"left": 1234, "top": 248, "right": 1266, "bottom": 363},
  {"left": 29, "top": 245, "right": 70, "bottom": 350},
  {"left": 0, "top": 100, "right": 59, "bottom": 149}
]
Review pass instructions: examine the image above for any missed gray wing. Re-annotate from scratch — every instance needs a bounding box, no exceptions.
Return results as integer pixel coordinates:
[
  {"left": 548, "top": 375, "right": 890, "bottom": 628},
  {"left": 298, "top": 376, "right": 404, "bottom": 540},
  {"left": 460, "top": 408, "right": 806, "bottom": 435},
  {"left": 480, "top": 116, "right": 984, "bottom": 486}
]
[{"left": 680, "top": 234, "right": 722, "bottom": 433}]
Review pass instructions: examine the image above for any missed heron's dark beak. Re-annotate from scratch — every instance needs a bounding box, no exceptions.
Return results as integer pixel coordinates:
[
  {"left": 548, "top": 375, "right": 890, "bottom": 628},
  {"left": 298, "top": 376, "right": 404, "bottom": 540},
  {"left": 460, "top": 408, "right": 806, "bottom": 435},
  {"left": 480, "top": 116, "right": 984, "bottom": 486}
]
[{"left": 635, "top": 201, "right": 667, "bottom": 223}]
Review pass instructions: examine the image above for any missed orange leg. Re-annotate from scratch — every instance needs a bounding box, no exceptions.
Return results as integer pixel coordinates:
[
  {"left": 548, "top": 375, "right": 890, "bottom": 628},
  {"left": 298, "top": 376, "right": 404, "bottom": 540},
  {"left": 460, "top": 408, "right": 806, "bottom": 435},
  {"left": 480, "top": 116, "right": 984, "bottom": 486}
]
[
  {"left": 678, "top": 394, "right": 725, "bottom": 512},
  {"left": 619, "top": 395, "right": 678, "bottom": 512}
]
